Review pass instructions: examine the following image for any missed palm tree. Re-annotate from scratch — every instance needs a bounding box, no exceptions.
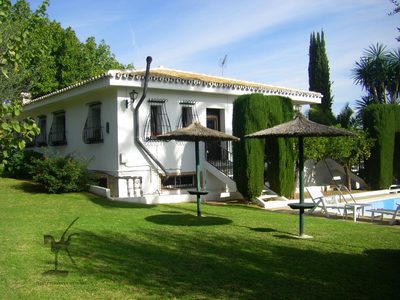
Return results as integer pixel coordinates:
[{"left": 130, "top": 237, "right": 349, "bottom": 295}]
[
  {"left": 388, "top": 48, "right": 400, "bottom": 103},
  {"left": 336, "top": 103, "right": 355, "bottom": 129},
  {"left": 353, "top": 95, "right": 377, "bottom": 126},
  {"left": 352, "top": 44, "right": 391, "bottom": 104}
]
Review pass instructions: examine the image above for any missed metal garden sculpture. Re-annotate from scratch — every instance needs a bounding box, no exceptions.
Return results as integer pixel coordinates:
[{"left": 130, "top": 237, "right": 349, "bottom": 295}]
[{"left": 42, "top": 217, "right": 80, "bottom": 276}]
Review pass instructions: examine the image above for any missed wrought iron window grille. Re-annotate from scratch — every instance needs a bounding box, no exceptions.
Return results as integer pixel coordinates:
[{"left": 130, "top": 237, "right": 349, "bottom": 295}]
[
  {"left": 177, "top": 100, "right": 199, "bottom": 129},
  {"left": 35, "top": 115, "right": 47, "bottom": 147},
  {"left": 83, "top": 103, "right": 103, "bottom": 144},
  {"left": 143, "top": 99, "right": 171, "bottom": 141},
  {"left": 161, "top": 174, "right": 196, "bottom": 189},
  {"left": 48, "top": 111, "right": 67, "bottom": 146}
]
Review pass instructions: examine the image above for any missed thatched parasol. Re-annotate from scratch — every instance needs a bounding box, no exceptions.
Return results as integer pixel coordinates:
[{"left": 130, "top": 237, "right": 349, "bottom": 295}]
[
  {"left": 156, "top": 121, "right": 241, "bottom": 142},
  {"left": 245, "top": 112, "right": 357, "bottom": 138},
  {"left": 157, "top": 122, "right": 240, "bottom": 216},
  {"left": 245, "top": 112, "right": 357, "bottom": 238}
]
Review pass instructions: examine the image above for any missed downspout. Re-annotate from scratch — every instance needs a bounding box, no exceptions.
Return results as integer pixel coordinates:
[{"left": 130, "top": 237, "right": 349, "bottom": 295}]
[{"left": 134, "top": 56, "right": 169, "bottom": 180}]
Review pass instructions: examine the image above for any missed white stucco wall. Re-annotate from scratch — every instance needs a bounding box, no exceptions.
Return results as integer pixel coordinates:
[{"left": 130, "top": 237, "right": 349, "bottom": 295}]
[
  {"left": 18, "top": 84, "right": 119, "bottom": 173},
  {"left": 115, "top": 86, "right": 236, "bottom": 197}
]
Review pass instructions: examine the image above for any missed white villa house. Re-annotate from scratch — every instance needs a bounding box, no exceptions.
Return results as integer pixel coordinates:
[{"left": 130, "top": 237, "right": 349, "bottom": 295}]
[{"left": 18, "top": 57, "right": 322, "bottom": 204}]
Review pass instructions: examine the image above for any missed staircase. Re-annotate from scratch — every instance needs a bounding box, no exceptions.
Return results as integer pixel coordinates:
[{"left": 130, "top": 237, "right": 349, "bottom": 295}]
[{"left": 206, "top": 142, "right": 234, "bottom": 179}]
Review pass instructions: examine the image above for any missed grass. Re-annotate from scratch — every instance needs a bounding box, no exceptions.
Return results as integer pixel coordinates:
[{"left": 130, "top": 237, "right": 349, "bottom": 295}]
[{"left": 1, "top": 176, "right": 399, "bottom": 299}]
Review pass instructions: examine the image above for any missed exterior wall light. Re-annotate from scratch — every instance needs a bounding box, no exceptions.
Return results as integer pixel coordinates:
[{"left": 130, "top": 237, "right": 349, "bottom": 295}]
[{"left": 126, "top": 90, "right": 139, "bottom": 108}]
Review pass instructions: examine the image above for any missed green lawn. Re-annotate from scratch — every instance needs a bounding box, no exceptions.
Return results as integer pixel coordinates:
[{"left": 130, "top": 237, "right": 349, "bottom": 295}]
[{"left": 1, "top": 176, "right": 399, "bottom": 299}]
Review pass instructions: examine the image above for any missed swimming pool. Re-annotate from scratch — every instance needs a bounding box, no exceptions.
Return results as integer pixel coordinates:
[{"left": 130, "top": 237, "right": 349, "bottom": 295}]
[{"left": 367, "top": 198, "right": 400, "bottom": 210}]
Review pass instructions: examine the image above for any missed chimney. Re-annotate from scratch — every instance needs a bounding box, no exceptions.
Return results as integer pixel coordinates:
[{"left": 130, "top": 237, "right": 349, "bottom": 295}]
[{"left": 21, "top": 92, "right": 32, "bottom": 105}]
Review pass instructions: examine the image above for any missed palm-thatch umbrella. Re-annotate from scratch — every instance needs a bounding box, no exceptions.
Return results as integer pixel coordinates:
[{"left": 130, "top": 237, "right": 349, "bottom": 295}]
[
  {"left": 156, "top": 122, "right": 240, "bottom": 217},
  {"left": 245, "top": 112, "right": 357, "bottom": 238}
]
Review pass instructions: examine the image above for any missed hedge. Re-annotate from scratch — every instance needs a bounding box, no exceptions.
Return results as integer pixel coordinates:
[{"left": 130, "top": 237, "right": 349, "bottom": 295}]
[
  {"left": 363, "top": 104, "right": 400, "bottom": 189},
  {"left": 233, "top": 94, "right": 294, "bottom": 200}
]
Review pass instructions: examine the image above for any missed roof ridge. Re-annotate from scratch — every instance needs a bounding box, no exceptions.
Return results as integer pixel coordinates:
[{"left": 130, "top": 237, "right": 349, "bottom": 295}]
[{"left": 26, "top": 67, "right": 322, "bottom": 106}]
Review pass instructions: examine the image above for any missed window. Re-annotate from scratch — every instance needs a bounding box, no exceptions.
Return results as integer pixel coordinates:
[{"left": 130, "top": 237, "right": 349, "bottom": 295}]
[
  {"left": 83, "top": 102, "right": 103, "bottom": 144},
  {"left": 162, "top": 174, "right": 196, "bottom": 189},
  {"left": 143, "top": 99, "right": 171, "bottom": 141},
  {"left": 151, "top": 105, "right": 163, "bottom": 136},
  {"left": 48, "top": 111, "right": 66, "bottom": 146},
  {"left": 35, "top": 115, "right": 47, "bottom": 147},
  {"left": 177, "top": 100, "right": 199, "bottom": 129}
]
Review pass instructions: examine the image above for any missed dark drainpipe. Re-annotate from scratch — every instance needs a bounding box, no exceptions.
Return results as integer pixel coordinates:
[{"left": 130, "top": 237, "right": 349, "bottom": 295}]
[{"left": 134, "top": 56, "right": 169, "bottom": 180}]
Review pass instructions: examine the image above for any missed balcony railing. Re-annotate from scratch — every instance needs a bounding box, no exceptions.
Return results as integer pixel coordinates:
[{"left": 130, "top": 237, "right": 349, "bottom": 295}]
[{"left": 206, "top": 141, "right": 234, "bottom": 178}]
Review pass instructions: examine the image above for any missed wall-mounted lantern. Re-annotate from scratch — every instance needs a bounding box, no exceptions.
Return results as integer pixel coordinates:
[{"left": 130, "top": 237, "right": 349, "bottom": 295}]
[{"left": 126, "top": 90, "right": 139, "bottom": 108}]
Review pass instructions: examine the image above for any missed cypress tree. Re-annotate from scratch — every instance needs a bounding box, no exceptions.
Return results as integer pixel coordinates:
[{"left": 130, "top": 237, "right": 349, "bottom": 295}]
[
  {"left": 308, "top": 30, "right": 335, "bottom": 125},
  {"left": 233, "top": 94, "right": 267, "bottom": 202},
  {"left": 264, "top": 97, "right": 295, "bottom": 197},
  {"left": 363, "top": 104, "right": 397, "bottom": 189},
  {"left": 233, "top": 94, "right": 294, "bottom": 201}
]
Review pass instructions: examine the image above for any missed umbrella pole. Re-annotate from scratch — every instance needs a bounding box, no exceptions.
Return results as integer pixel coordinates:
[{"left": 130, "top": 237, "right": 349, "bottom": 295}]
[
  {"left": 195, "top": 137, "right": 202, "bottom": 217},
  {"left": 297, "top": 136, "right": 312, "bottom": 239},
  {"left": 299, "top": 137, "right": 305, "bottom": 236}
]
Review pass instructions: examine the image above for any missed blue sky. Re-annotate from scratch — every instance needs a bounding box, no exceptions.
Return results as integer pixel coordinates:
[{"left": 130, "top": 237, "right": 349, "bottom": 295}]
[{"left": 25, "top": 0, "right": 400, "bottom": 115}]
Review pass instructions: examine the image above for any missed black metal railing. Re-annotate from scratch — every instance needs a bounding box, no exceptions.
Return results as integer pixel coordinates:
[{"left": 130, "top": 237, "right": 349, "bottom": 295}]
[
  {"left": 48, "top": 131, "right": 67, "bottom": 146},
  {"left": 82, "top": 123, "right": 103, "bottom": 144},
  {"left": 206, "top": 141, "right": 234, "bottom": 178},
  {"left": 35, "top": 133, "right": 47, "bottom": 147}
]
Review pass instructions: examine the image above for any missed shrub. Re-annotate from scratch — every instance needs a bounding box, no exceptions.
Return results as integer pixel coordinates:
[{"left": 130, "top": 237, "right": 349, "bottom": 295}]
[
  {"left": 363, "top": 104, "right": 397, "bottom": 189},
  {"left": 264, "top": 96, "right": 294, "bottom": 197},
  {"left": 29, "top": 149, "right": 96, "bottom": 193},
  {"left": 233, "top": 94, "right": 267, "bottom": 202},
  {"left": 7, "top": 150, "right": 43, "bottom": 179},
  {"left": 233, "top": 94, "right": 294, "bottom": 201}
]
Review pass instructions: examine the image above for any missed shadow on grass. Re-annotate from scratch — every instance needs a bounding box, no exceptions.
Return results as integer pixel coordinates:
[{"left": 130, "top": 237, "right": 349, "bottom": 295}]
[
  {"left": 235, "top": 225, "right": 295, "bottom": 237},
  {"left": 9, "top": 179, "right": 49, "bottom": 194},
  {"left": 88, "top": 196, "right": 157, "bottom": 209},
  {"left": 69, "top": 229, "right": 400, "bottom": 299},
  {"left": 145, "top": 214, "right": 232, "bottom": 226}
]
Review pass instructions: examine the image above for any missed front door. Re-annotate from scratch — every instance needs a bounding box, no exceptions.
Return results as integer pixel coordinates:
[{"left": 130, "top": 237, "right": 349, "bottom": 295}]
[{"left": 206, "top": 109, "right": 221, "bottom": 161}]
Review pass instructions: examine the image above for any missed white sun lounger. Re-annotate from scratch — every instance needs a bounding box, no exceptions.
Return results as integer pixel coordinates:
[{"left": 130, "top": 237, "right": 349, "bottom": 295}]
[
  {"left": 306, "top": 186, "right": 347, "bottom": 217},
  {"left": 367, "top": 203, "right": 400, "bottom": 225}
]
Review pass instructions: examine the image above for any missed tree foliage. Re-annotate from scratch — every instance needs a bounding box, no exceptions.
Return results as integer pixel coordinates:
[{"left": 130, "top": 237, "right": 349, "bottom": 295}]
[
  {"left": 1, "top": 0, "right": 129, "bottom": 170},
  {"left": 352, "top": 44, "right": 400, "bottom": 106},
  {"left": 29, "top": 149, "right": 96, "bottom": 193},
  {"left": 233, "top": 94, "right": 267, "bottom": 202},
  {"left": 389, "top": 0, "right": 400, "bottom": 41},
  {"left": 0, "top": 0, "right": 49, "bottom": 78},
  {"left": 301, "top": 126, "right": 375, "bottom": 190},
  {"left": 264, "top": 97, "right": 294, "bottom": 197},
  {"left": 0, "top": 100, "right": 40, "bottom": 171},
  {"left": 336, "top": 103, "right": 356, "bottom": 129},
  {"left": 363, "top": 104, "right": 400, "bottom": 189},
  {"left": 0, "top": 1, "right": 44, "bottom": 170},
  {"left": 1, "top": 0, "right": 131, "bottom": 101},
  {"left": 233, "top": 94, "right": 294, "bottom": 201},
  {"left": 308, "top": 30, "right": 335, "bottom": 125},
  {"left": 0, "top": 0, "right": 49, "bottom": 101}
]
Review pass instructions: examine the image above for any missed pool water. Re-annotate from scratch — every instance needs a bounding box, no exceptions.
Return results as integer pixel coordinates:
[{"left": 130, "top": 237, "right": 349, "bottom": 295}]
[{"left": 367, "top": 198, "right": 400, "bottom": 210}]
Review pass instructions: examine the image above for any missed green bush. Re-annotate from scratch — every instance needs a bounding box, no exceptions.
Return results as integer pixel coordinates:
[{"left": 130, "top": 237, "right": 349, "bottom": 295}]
[
  {"left": 29, "top": 149, "right": 95, "bottom": 193},
  {"left": 7, "top": 150, "right": 43, "bottom": 179},
  {"left": 264, "top": 97, "right": 294, "bottom": 197},
  {"left": 233, "top": 94, "right": 267, "bottom": 202},
  {"left": 233, "top": 94, "right": 294, "bottom": 200},
  {"left": 364, "top": 104, "right": 397, "bottom": 189}
]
